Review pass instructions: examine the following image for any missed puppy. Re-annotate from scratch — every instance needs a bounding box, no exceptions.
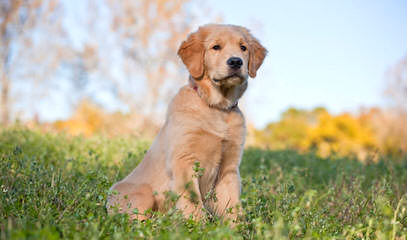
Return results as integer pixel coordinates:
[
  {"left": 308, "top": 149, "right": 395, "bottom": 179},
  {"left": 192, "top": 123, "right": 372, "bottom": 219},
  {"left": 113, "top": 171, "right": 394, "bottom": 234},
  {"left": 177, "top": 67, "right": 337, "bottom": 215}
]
[{"left": 107, "top": 24, "right": 267, "bottom": 222}]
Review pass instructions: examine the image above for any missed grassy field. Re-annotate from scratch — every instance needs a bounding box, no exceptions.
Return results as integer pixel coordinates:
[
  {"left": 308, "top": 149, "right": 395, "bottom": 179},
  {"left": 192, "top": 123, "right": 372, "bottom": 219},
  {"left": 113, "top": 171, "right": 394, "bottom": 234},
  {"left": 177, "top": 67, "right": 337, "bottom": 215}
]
[{"left": 1, "top": 128, "right": 407, "bottom": 239}]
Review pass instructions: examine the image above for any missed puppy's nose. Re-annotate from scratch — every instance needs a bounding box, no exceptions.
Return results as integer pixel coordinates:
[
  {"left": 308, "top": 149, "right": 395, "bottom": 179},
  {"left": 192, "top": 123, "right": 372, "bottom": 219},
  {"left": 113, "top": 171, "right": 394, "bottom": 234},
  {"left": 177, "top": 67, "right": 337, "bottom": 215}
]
[{"left": 227, "top": 57, "right": 243, "bottom": 69}]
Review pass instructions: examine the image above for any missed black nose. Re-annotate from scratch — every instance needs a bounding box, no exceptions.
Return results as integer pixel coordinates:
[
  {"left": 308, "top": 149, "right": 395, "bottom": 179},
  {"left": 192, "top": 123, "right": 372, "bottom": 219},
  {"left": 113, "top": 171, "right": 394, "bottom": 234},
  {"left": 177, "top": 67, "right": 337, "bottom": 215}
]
[{"left": 227, "top": 57, "right": 243, "bottom": 69}]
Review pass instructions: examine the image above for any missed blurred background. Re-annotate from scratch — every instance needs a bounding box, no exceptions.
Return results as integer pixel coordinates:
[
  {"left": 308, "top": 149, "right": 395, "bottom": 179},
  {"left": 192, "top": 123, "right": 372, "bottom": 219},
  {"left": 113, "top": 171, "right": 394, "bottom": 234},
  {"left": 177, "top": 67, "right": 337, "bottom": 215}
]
[{"left": 1, "top": 0, "right": 406, "bottom": 160}]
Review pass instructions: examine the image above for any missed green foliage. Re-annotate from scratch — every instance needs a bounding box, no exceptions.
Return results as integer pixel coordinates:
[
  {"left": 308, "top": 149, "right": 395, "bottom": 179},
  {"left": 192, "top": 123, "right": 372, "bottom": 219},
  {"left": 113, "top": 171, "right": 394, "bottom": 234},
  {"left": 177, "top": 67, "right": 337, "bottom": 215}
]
[
  {"left": 253, "top": 107, "right": 382, "bottom": 160},
  {"left": 1, "top": 128, "right": 407, "bottom": 239},
  {"left": 253, "top": 107, "right": 321, "bottom": 150}
]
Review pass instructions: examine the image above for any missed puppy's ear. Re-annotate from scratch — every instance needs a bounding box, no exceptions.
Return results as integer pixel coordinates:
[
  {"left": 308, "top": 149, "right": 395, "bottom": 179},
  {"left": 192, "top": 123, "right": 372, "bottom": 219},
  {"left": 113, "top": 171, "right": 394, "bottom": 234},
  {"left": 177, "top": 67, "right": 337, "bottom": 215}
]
[
  {"left": 177, "top": 30, "right": 205, "bottom": 79},
  {"left": 247, "top": 33, "right": 267, "bottom": 78}
]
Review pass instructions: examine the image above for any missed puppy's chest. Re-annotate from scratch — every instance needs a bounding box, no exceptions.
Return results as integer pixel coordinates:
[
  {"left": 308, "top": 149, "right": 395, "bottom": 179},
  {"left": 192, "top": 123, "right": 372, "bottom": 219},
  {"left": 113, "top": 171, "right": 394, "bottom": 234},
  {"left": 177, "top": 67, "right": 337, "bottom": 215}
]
[
  {"left": 208, "top": 111, "right": 245, "bottom": 141},
  {"left": 199, "top": 111, "right": 245, "bottom": 193}
]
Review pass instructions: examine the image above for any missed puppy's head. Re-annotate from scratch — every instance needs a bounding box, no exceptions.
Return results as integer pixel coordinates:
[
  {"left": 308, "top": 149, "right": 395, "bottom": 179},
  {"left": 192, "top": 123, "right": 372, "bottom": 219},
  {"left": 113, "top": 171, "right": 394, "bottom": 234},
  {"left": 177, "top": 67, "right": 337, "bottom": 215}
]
[{"left": 178, "top": 24, "right": 267, "bottom": 88}]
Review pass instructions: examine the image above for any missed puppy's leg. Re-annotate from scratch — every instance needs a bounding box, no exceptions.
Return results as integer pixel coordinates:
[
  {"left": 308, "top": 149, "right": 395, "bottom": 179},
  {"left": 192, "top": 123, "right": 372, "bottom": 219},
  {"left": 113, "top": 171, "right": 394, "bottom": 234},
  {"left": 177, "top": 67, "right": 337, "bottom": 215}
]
[
  {"left": 211, "top": 167, "right": 241, "bottom": 221},
  {"left": 107, "top": 182, "right": 155, "bottom": 220},
  {"left": 207, "top": 143, "right": 243, "bottom": 223},
  {"left": 171, "top": 159, "right": 204, "bottom": 219}
]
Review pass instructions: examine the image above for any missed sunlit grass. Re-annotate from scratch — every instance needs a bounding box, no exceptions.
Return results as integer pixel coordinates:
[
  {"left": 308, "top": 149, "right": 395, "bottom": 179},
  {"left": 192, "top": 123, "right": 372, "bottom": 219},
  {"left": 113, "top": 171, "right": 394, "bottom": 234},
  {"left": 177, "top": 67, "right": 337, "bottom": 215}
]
[{"left": 1, "top": 128, "right": 406, "bottom": 239}]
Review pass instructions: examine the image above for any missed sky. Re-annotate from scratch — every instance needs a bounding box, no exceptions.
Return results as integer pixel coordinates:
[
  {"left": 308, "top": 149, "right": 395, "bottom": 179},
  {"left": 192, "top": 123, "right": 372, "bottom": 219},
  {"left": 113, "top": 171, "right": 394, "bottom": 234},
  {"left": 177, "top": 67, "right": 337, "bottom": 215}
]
[{"left": 204, "top": 0, "right": 407, "bottom": 127}]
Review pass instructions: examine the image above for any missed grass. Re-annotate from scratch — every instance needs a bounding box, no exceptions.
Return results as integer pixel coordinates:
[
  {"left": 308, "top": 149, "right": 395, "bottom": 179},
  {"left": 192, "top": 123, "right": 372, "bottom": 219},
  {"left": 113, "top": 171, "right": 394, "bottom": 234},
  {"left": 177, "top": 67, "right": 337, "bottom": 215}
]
[{"left": 1, "top": 127, "right": 407, "bottom": 239}]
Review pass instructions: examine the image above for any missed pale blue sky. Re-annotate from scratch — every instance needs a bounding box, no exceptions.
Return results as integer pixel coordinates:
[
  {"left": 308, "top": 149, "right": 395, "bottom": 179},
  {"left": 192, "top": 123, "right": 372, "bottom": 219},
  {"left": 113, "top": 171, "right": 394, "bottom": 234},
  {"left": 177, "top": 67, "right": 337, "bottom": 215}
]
[{"left": 204, "top": 0, "right": 407, "bottom": 127}]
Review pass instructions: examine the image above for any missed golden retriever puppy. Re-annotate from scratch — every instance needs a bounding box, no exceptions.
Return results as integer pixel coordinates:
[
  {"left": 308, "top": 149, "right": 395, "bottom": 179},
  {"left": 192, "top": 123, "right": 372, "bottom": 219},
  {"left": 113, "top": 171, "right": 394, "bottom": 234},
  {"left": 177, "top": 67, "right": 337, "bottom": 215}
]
[{"left": 107, "top": 24, "right": 267, "bottom": 222}]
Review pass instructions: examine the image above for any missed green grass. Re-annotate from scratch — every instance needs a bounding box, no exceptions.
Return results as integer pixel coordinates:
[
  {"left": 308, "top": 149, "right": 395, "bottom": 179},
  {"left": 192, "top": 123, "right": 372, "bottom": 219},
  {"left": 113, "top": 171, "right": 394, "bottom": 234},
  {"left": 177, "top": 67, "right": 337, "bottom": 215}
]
[{"left": 1, "top": 127, "right": 407, "bottom": 239}]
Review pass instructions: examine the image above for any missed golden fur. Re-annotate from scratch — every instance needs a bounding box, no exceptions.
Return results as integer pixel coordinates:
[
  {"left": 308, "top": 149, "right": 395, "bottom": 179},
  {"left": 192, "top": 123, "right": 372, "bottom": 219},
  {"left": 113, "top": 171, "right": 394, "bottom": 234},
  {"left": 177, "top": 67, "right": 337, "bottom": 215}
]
[{"left": 107, "top": 24, "right": 267, "bottom": 222}]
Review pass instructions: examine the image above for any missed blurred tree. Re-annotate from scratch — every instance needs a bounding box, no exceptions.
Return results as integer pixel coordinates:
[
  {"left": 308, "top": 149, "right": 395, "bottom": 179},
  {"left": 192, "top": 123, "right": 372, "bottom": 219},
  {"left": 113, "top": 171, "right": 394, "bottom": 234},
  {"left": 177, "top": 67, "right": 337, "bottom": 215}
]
[
  {"left": 0, "top": 0, "right": 41, "bottom": 125},
  {"left": 370, "top": 55, "right": 407, "bottom": 156},
  {"left": 0, "top": 0, "right": 72, "bottom": 125},
  {"left": 1, "top": 0, "right": 212, "bottom": 127},
  {"left": 53, "top": 100, "right": 104, "bottom": 137},
  {"left": 53, "top": 99, "right": 159, "bottom": 137},
  {"left": 253, "top": 107, "right": 326, "bottom": 150},
  {"left": 386, "top": 54, "right": 407, "bottom": 110},
  {"left": 252, "top": 107, "right": 379, "bottom": 160},
  {"left": 73, "top": 0, "right": 212, "bottom": 122},
  {"left": 361, "top": 108, "right": 407, "bottom": 157},
  {"left": 307, "top": 112, "right": 377, "bottom": 159}
]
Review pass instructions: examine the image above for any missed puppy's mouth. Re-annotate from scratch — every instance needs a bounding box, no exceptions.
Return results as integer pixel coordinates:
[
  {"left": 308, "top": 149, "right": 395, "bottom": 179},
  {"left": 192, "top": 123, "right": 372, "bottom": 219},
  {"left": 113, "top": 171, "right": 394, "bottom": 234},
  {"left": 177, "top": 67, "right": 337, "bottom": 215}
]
[{"left": 212, "top": 73, "right": 244, "bottom": 85}]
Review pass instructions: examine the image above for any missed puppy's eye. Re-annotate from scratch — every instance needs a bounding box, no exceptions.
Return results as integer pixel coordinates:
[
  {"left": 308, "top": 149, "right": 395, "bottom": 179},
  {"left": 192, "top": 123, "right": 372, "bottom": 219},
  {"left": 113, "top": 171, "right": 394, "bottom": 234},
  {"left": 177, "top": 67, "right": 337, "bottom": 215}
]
[
  {"left": 240, "top": 45, "right": 247, "bottom": 51},
  {"left": 212, "top": 45, "right": 221, "bottom": 50}
]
